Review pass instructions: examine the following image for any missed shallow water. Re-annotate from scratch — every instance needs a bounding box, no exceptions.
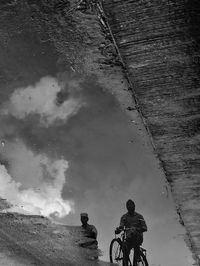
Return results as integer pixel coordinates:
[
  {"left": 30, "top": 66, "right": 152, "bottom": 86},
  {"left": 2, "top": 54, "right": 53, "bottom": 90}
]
[{"left": 0, "top": 2, "right": 195, "bottom": 266}]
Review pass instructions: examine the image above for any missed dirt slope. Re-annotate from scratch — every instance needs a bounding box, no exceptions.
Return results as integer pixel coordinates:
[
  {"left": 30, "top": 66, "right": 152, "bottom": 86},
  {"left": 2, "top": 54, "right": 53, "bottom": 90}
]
[{"left": 0, "top": 208, "right": 113, "bottom": 265}]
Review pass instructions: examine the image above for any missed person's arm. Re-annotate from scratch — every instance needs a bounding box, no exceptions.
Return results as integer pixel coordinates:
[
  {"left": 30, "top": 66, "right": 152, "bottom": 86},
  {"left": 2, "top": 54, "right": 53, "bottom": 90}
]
[
  {"left": 119, "top": 214, "right": 126, "bottom": 228},
  {"left": 92, "top": 226, "right": 98, "bottom": 239},
  {"left": 115, "top": 215, "right": 126, "bottom": 234},
  {"left": 91, "top": 225, "right": 98, "bottom": 239},
  {"left": 138, "top": 215, "right": 147, "bottom": 233}
]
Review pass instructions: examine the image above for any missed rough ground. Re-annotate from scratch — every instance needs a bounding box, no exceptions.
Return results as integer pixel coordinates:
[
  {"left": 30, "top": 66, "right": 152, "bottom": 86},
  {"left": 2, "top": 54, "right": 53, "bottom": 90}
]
[
  {"left": 0, "top": 201, "right": 113, "bottom": 265},
  {"left": 99, "top": 0, "right": 200, "bottom": 265}
]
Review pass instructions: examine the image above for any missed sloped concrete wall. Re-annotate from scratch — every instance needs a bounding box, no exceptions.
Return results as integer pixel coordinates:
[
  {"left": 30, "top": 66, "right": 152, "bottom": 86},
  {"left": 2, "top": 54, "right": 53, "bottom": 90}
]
[{"left": 102, "top": 0, "right": 200, "bottom": 263}]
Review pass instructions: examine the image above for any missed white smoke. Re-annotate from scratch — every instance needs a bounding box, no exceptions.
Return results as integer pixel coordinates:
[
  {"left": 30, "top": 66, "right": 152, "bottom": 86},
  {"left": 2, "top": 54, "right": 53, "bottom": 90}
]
[
  {"left": 2, "top": 76, "right": 83, "bottom": 126},
  {"left": 0, "top": 154, "right": 73, "bottom": 218}
]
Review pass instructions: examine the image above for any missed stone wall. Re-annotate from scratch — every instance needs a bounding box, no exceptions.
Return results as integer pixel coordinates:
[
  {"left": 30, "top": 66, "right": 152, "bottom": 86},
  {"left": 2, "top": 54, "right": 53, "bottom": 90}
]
[{"left": 102, "top": 0, "right": 200, "bottom": 263}]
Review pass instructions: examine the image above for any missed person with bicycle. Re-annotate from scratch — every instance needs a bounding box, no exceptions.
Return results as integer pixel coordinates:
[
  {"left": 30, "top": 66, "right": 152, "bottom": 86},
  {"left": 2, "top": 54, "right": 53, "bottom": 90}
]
[{"left": 115, "top": 199, "right": 147, "bottom": 263}]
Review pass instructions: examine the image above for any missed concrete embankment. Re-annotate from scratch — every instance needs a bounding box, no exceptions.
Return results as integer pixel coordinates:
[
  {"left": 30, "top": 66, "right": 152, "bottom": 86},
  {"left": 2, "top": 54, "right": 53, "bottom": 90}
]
[{"left": 100, "top": 0, "right": 200, "bottom": 264}]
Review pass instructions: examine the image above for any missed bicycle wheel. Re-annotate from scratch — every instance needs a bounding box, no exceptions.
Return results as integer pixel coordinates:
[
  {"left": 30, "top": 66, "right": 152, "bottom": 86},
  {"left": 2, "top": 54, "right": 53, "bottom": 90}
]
[
  {"left": 133, "top": 249, "right": 148, "bottom": 266},
  {"left": 109, "top": 238, "right": 123, "bottom": 265}
]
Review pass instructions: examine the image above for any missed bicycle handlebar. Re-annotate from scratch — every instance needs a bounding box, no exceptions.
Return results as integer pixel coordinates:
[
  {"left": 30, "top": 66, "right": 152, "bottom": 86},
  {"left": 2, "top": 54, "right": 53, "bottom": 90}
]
[
  {"left": 115, "top": 226, "right": 138, "bottom": 235},
  {"left": 117, "top": 226, "right": 136, "bottom": 231}
]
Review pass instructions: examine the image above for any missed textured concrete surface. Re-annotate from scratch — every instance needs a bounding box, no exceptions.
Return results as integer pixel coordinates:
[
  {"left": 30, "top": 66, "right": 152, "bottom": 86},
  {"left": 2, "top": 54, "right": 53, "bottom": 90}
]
[{"left": 100, "top": 0, "right": 200, "bottom": 264}]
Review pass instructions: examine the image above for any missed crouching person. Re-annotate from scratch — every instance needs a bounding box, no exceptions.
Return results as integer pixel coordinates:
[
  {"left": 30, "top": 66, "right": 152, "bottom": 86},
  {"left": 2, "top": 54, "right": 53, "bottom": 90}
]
[{"left": 79, "top": 213, "right": 98, "bottom": 249}]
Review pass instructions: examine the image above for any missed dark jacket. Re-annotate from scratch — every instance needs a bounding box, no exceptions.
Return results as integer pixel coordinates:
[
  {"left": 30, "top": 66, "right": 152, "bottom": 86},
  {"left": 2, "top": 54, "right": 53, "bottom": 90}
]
[
  {"left": 82, "top": 224, "right": 98, "bottom": 239},
  {"left": 120, "top": 212, "right": 147, "bottom": 237}
]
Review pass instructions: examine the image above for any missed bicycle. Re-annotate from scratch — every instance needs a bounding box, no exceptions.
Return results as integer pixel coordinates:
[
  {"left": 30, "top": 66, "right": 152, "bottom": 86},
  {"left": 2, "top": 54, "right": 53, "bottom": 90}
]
[{"left": 109, "top": 227, "right": 149, "bottom": 266}]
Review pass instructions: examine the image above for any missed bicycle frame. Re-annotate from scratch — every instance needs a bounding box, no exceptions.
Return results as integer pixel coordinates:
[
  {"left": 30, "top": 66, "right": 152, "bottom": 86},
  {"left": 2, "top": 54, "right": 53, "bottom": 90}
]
[{"left": 115, "top": 227, "right": 147, "bottom": 266}]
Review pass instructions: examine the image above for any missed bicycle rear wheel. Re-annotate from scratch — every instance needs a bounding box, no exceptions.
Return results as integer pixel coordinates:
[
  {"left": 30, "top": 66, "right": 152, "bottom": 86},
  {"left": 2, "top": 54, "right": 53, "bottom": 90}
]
[
  {"left": 133, "top": 249, "right": 148, "bottom": 266},
  {"left": 109, "top": 238, "right": 124, "bottom": 265}
]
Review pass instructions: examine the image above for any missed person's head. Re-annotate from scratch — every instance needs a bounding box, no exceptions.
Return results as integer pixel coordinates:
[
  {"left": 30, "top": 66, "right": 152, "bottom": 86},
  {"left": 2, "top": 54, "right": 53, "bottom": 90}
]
[
  {"left": 126, "top": 199, "right": 135, "bottom": 214},
  {"left": 80, "top": 213, "right": 89, "bottom": 226}
]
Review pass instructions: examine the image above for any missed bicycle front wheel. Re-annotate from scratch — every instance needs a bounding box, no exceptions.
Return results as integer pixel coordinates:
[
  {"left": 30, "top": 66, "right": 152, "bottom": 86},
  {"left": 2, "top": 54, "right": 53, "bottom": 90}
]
[{"left": 109, "top": 238, "right": 124, "bottom": 265}]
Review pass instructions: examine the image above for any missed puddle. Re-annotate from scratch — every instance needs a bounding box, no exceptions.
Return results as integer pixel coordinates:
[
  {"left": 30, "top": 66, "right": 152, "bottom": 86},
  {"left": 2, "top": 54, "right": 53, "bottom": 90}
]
[
  {"left": 0, "top": 75, "right": 195, "bottom": 265},
  {"left": 0, "top": 2, "right": 196, "bottom": 266}
]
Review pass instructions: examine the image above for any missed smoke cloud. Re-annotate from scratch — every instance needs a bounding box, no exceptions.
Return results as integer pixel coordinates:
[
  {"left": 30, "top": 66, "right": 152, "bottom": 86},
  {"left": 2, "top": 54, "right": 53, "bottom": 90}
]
[
  {"left": 0, "top": 142, "right": 73, "bottom": 218},
  {"left": 2, "top": 76, "right": 83, "bottom": 126}
]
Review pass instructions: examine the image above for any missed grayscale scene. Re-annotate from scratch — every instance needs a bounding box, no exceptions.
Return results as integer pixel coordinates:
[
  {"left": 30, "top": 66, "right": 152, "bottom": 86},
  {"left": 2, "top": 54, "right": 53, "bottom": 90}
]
[{"left": 0, "top": 1, "right": 199, "bottom": 266}]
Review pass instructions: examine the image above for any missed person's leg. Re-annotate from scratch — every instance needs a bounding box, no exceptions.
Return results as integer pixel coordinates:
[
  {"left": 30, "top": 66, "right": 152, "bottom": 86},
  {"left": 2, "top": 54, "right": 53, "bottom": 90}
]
[
  {"left": 134, "top": 246, "right": 141, "bottom": 262},
  {"left": 133, "top": 234, "right": 143, "bottom": 262},
  {"left": 123, "top": 239, "right": 132, "bottom": 266}
]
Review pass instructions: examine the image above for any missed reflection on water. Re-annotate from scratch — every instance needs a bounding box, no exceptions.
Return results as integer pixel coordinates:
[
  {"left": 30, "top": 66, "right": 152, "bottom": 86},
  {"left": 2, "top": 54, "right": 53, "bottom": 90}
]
[
  {"left": 0, "top": 13, "right": 195, "bottom": 266},
  {"left": 0, "top": 74, "right": 194, "bottom": 265}
]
